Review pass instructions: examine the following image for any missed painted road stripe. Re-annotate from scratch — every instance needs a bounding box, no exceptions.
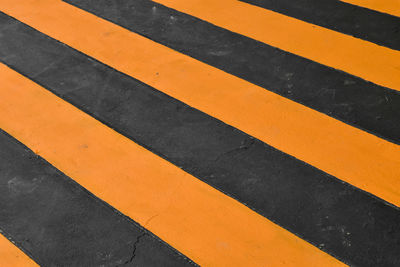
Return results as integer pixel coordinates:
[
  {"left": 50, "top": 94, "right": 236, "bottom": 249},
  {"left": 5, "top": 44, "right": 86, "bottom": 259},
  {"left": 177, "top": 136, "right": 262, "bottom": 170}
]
[
  {"left": 239, "top": 0, "right": 400, "bottom": 50},
  {"left": 64, "top": 0, "right": 400, "bottom": 145},
  {"left": 0, "top": 130, "right": 194, "bottom": 266},
  {"left": 0, "top": 64, "right": 345, "bottom": 266},
  {"left": 152, "top": 0, "right": 400, "bottom": 92},
  {"left": 2, "top": 0, "right": 400, "bottom": 208},
  {"left": 341, "top": 0, "right": 400, "bottom": 18},
  {"left": 1, "top": 15, "right": 400, "bottom": 266},
  {"left": 0, "top": 234, "right": 37, "bottom": 267}
]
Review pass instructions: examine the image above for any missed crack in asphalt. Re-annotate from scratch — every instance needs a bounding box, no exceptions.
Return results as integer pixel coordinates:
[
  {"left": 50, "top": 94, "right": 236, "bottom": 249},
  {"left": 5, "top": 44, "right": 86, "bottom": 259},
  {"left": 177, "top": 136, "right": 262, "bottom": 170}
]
[{"left": 121, "top": 232, "right": 147, "bottom": 266}]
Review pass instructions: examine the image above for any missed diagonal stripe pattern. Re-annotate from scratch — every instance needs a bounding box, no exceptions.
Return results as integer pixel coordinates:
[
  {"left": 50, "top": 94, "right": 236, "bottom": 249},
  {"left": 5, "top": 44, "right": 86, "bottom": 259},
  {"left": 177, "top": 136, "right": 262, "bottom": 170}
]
[
  {"left": 0, "top": 12, "right": 399, "bottom": 266},
  {"left": 340, "top": 0, "right": 400, "bottom": 17},
  {"left": 63, "top": 0, "right": 400, "bottom": 145},
  {"left": 238, "top": 0, "right": 400, "bottom": 50},
  {"left": 2, "top": 0, "right": 399, "bottom": 208},
  {"left": 0, "top": 0, "right": 399, "bottom": 266},
  {"left": 0, "top": 63, "right": 344, "bottom": 266},
  {"left": 152, "top": 0, "right": 400, "bottom": 91}
]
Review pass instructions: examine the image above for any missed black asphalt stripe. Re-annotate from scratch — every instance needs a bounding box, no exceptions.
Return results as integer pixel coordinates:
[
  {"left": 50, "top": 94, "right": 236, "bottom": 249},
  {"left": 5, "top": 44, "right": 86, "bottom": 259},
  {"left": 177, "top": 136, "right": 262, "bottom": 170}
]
[
  {"left": 0, "top": 129, "right": 197, "bottom": 267},
  {"left": 240, "top": 0, "right": 400, "bottom": 51},
  {"left": 2, "top": 13, "right": 400, "bottom": 266},
  {"left": 62, "top": 0, "right": 400, "bottom": 146}
]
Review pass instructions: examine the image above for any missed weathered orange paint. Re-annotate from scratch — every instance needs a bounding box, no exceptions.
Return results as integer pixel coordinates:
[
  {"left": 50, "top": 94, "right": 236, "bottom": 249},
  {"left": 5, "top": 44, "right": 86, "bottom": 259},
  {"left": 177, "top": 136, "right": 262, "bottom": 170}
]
[
  {"left": 0, "top": 64, "right": 345, "bottom": 266},
  {"left": 0, "top": 234, "right": 37, "bottom": 266},
  {"left": 341, "top": 0, "right": 400, "bottom": 18},
  {"left": 154, "top": 0, "right": 400, "bottom": 90},
  {"left": 1, "top": 0, "right": 400, "bottom": 208}
]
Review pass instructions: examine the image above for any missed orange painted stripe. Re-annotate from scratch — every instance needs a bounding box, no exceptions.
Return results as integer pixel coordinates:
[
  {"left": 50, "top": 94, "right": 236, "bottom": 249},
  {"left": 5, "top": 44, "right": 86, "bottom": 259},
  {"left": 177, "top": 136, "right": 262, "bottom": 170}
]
[
  {"left": 0, "top": 234, "right": 37, "bottom": 267},
  {"left": 153, "top": 0, "right": 400, "bottom": 90},
  {"left": 1, "top": 0, "right": 400, "bottom": 207},
  {"left": 0, "top": 64, "right": 345, "bottom": 266},
  {"left": 341, "top": 0, "right": 400, "bottom": 17}
]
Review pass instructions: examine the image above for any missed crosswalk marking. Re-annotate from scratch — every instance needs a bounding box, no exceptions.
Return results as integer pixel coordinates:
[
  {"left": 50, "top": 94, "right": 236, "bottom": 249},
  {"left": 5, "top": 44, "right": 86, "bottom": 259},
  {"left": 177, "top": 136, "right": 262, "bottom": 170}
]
[
  {"left": 62, "top": 0, "right": 400, "bottom": 145},
  {"left": 0, "top": 63, "right": 345, "bottom": 266},
  {"left": 153, "top": 0, "right": 400, "bottom": 91},
  {"left": 1, "top": 0, "right": 400, "bottom": 208},
  {"left": 1, "top": 0, "right": 399, "bottom": 265}
]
